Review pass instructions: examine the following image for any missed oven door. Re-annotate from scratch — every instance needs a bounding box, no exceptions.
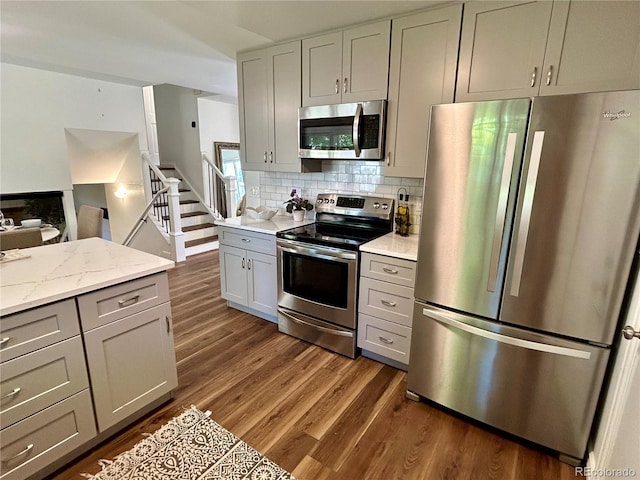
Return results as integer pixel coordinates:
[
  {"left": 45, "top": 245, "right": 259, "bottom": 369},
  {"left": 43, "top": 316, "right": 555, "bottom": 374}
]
[{"left": 277, "top": 239, "right": 358, "bottom": 329}]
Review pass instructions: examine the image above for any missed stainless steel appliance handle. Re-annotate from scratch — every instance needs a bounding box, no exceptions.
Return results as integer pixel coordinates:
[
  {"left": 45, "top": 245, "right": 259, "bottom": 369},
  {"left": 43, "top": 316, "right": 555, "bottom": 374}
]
[
  {"left": 510, "top": 131, "right": 545, "bottom": 297},
  {"left": 279, "top": 309, "right": 353, "bottom": 337},
  {"left": 423, "top": 306, "right": 591, "bottom": 359},
  {"left": 353, "top": 103, "right": 363, "bottom": 158},
  {"left": 278, "top": 242, "right": 357, "bottom": 261},
  {"left": 487, "top": 132, "right": 518, "bottom": 292}
]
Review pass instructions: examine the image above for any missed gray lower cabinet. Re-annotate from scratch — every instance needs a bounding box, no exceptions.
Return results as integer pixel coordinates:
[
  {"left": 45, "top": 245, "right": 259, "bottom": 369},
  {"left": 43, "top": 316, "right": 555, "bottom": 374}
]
[
  {"left": 218, "top": 227, "right": 277, "bottom": 321},
  {"left": 357, "top": 253, "right": 416, "bottom": 368},
  {"left": 0, "top": 271, "right": 177, "bottom": 479}
]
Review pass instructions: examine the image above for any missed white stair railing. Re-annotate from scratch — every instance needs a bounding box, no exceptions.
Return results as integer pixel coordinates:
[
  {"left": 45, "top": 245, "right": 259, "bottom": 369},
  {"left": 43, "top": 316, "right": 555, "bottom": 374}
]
[
  {"left": 124, "top": 152, "right": 185, "bottom": 262},
  {"left": 202, "top": 153, "right": 237, "bottom": 218}
]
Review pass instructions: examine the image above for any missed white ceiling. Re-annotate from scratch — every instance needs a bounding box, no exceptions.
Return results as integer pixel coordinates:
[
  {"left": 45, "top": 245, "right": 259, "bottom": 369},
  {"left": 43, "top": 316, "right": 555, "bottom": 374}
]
[{"left": 1, "top": 0, "right": 445, "bottom": 102}]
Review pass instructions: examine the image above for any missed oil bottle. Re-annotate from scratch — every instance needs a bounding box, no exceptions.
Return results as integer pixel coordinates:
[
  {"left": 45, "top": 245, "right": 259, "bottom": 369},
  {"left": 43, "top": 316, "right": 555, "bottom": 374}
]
[{"left": 395, "top": 188, "right": 411, "bottom": 236}]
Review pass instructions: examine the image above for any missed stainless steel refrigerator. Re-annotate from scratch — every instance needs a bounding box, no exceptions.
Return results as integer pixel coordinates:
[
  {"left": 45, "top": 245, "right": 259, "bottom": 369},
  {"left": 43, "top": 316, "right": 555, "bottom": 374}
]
[{"left": 407, "top": 90, "right": 640, "bottom": 464}]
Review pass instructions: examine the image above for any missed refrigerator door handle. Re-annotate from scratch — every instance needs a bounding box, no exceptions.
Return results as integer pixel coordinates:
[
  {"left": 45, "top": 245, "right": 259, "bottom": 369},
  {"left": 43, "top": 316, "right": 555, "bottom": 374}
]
[
  {"left": 422, "top": 306, "right": 591, "bottom": 359},
  {"left": 487, "top": 132, "right": 518, "bottom": 292},
  {"left": 509, "top": 131, "right": 545, "bottom": 297}
]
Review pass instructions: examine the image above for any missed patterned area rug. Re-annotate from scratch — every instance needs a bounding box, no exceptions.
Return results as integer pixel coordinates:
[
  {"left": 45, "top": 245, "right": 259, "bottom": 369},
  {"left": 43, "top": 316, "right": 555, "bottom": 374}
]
[{"left": 82, "top": 406, "right": 295, "bottom": 480}]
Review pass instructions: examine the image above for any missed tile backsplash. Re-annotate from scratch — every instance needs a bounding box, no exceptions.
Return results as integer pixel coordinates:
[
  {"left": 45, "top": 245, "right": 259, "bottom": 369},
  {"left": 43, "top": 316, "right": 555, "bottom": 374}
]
[{"left": 255, "top": 160, "right": 423, "bottom": 234}]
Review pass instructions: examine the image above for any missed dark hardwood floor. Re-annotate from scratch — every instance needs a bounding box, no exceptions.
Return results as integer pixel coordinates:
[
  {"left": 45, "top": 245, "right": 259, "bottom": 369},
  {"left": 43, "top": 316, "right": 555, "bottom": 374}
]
[{"left": 51, "top": 250, "right": 581, "bottom": 480}]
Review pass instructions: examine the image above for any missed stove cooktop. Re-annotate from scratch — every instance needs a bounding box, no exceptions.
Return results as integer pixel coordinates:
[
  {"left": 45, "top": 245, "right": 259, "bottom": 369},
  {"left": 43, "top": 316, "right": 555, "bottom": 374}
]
[{"left": 276, "top": 222, "right": 387, "bottom": 251}]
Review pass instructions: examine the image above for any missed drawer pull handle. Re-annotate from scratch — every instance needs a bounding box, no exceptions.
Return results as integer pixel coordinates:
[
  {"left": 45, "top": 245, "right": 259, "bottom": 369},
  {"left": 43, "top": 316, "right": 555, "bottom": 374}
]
[
  {"left": 382, "top": 267, "right": 398, "bottom": 274},
  {"left": 379, "top": 336, "right": 394, "bottom": 345},
  {"left": 2, "top": 443, "right": 33, "bottom": 463},
  {"left": 0, "top": 337, "right": 10, "bottom": 347},
  {"left": 118, "top": 295, "right": 140, "bottom": 308},
  {"left": 1, "top": 387, "right": 21, "bottom": 400},
  {"left": 241, "top": 238, "right": 251, "bottom": 243},
  {"left": 381, "top": 299, "right": 397, "bottom": 307}
]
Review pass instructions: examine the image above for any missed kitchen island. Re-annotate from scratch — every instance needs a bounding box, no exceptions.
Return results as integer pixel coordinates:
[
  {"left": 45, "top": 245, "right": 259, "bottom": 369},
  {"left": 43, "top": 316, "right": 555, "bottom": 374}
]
[{"left": 0, "top": 238, "right": 177, "bottom": 480}]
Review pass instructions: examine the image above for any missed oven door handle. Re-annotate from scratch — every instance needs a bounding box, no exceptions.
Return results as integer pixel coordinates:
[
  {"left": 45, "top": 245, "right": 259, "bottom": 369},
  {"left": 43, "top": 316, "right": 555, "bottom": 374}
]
[
  {"left": 278, "top": 243, "right": 357, "bottom": 261},
  {"left": 279, "top": 309, "right": 353, "bottom": 337}
]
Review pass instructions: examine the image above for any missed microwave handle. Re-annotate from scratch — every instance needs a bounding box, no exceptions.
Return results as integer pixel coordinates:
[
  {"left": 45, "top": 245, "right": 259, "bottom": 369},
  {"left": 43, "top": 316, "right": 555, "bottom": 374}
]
[{"left": 353, "top": 103, "right": 363, "bottom": 158}]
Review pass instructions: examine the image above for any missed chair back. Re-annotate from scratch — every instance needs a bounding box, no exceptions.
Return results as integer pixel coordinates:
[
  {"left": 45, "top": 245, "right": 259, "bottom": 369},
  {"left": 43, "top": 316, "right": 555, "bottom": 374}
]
[
  {"left": 0, "top": 228, "right": 44, "bottom": 250},
  {"left": 77, "top": 205, "right": 104, "bottom": 239}
]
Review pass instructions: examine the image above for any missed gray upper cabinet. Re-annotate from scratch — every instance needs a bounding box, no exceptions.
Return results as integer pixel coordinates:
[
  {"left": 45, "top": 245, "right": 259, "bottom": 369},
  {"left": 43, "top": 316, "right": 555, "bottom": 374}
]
[
  {"left": 384, "top": 5, "right": 462, "bottom": 178},
  {"left": 456, "top": 1, "right": 640, "bottom": 102},
  {"left": 456, "top": 1, "right": 553, "bottom": 102},
  {"left": 539, "top": 0, "right": 640, "bottom": 95},
  {"left": 302, "top": 21, "right": 391, "bottom": 106},
  {"left": 237, "top": 41, "right": 302, "bottom": 172}
]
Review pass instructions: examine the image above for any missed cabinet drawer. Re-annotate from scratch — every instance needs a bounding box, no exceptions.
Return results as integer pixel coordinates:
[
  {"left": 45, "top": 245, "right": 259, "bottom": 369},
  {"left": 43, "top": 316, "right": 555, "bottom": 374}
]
[
  {"left": 361, "top": 252, "right": 416, "bottom": 287},
  {"left": 77, "top": 273, "right": 169, "bottom": 331},
  {"left": 358, "top": 313, "right": 411, "bottom": 365},
  {"left": 1, "top": 336, "right": 89, "bottom": 429},
  {"left": 0, "top": 389, "right": 96, "bottom": 480},
  {"left": 0, "top": 299, "right": 79, "bottom": 363},
  {"left": 358, "top": 277, "right": 414, "bottom": 327},
  {"left": 218, "top": 227, "right": 276, "bottom": 255}
]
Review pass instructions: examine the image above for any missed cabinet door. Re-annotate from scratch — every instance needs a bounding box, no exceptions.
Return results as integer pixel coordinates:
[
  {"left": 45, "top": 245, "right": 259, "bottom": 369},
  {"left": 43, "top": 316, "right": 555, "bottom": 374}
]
[
  {"left": 237, "top": 49, "right": 269, "bottom": 170},
  {"left": 302, "top": 32, "right": 343, "bottom": 106},
  {"left": 219, "top": 244, "right": 248, "bottom": 305},
  {"left": 268, "top": 41, "right": 302, "bottom": 172},
  {"left": 456, "top": 1, "right": 553, "bottom": 102},
  {"left": 83, "top": 302, "right": 177, "bottom": 432},
  {"left": 342, "top": 20, "right": 391, "bottom": 103},
  {"left": 385, "top": 6, "right": 462, "bottom": 178},
  {"left": 539, "top": 0, "right": 640, "bottom": 95},
  {"left": 246, "top": 251, "right": 277, "bottom": 316}
]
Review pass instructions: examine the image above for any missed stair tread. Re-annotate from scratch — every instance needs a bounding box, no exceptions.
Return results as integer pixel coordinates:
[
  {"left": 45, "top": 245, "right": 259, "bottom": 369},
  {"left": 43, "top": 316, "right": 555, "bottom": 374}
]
[
  {"left": 162, "top": 211, "right": 208, "bottom": 220},
  {"left": 155, "top": 199, "right": 199, "bottom": 207},
  {"left": 182, "top": 223, "right": 216, "bottom": 232},
  {"left": 185, "top": 235, "right": 219, "bottom": 248}
]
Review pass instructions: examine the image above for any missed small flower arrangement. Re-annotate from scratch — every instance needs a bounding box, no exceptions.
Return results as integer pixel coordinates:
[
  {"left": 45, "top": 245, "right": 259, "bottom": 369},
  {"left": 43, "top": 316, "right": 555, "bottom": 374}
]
[{"left": 283, "top": 189, "right": 314, "bottom": 213}]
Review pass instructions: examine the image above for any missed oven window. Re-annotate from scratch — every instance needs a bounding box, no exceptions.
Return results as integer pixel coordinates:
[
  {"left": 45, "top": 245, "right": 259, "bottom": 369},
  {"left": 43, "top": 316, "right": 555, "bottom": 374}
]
[{"left": 282, "top": 252, "right": 349, "bottom": 308}]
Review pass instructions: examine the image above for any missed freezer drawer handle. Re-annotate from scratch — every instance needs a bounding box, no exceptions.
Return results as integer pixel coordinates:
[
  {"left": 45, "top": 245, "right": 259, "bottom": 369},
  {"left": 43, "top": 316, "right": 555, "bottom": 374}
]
[
  {"left": 488, "top": 132, "right": 518, "bottom": 292},
  {"left": 423, "top": 307, "right": 591, "bottom": 359},
  {"left": 509, "top": 131, "right": 545, "bottom": 297}
]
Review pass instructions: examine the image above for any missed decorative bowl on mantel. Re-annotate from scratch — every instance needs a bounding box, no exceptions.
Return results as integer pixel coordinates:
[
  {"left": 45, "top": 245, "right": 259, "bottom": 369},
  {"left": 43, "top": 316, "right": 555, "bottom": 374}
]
[{"left": 244, "top": 207, "right": 277, "bottom": 221}]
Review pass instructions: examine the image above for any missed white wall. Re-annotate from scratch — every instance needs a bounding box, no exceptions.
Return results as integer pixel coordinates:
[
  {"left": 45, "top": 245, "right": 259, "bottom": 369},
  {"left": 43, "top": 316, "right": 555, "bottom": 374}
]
[
  {"left": 0, "top": 63, "right": 148, "bottom": 194},
  {"left": 197, "top": 96, "right": 240, "bottom": 157},
  {"left": 153, "top": 84, "right": 202, "bottom": 196}
]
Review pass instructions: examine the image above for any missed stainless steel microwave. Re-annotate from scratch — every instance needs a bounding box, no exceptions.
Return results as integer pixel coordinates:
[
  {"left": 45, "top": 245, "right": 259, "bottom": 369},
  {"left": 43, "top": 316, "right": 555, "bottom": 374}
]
[{"left": 298, "top": 100, "right": 386, "bottom": 160}]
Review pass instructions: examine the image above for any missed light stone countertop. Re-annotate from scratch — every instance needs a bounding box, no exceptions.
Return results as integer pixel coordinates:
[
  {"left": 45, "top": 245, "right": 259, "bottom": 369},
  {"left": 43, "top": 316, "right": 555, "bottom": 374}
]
[
  {"left": 360, "top": 232, "right": 420, "bottom": 262},
  {"left": 215, "top": 214, "right": 315, "bottom": 234},
  {"left": 0, "top": 238, "right": 175, "bottom": 317}
]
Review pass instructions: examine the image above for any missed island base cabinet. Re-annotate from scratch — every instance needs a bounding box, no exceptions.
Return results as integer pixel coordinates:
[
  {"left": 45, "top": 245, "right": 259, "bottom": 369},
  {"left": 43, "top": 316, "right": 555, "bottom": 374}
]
[
  {"left": 83, "top": 302, "right": 178, "bottom": 432},
  {"left": 0, "top": 389, "right": 96, "bottom": 480}
]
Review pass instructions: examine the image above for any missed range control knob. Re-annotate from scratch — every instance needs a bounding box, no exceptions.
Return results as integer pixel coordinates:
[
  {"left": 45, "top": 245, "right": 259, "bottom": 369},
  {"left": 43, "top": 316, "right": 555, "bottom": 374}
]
[
  {"left": 324, "top": 198, "right": 330, "bottom": 203},
  {"left": 373, "top": 202, "right": 380, "bottom": 209},
  {"left": 316, "top": 198, "right": 323, "bottom": 204},
  {"left": 330, "top": 199, "right": 335, "bottom": 204},
  {"left": 381, "top": 203, "right": 389, "bottom": 210}
]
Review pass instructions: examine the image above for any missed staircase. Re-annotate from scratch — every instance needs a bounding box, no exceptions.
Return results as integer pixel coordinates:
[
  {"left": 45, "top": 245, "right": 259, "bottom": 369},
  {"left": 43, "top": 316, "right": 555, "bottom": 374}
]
[{"left": 153, "top": 165, "right": 219, "bottom": 256}]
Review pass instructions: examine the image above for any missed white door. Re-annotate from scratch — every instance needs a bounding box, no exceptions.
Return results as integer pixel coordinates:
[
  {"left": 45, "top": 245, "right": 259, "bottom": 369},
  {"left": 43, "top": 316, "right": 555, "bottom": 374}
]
[
  {"left": 590, "top": 270, "right": 640, "bottom": 477},
  {"left": 247, "top": 250, "right": 277, "bottom": 316}
]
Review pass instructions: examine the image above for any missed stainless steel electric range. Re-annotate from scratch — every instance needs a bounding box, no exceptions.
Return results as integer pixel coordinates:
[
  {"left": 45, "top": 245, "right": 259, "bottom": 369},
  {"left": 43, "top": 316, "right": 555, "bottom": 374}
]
[{"left": 276, "top": 193, "right": 394, "bottom": 357}]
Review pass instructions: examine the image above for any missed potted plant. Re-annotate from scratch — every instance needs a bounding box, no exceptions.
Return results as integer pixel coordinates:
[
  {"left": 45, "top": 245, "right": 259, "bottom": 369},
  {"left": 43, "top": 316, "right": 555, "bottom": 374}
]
[{"left": 283, "top": 189, "right": 313, "bottom": 221}]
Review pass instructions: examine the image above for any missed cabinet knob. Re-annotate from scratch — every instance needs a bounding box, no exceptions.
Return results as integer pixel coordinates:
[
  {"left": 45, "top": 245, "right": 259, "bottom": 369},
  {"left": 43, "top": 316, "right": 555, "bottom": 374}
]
[
  {"left": 531, "top": 67, "right": 538, "bottom": 87},
  {"left": 546, "top": 65, "right": 553, "bottom": 86}
]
